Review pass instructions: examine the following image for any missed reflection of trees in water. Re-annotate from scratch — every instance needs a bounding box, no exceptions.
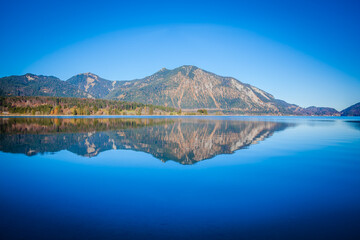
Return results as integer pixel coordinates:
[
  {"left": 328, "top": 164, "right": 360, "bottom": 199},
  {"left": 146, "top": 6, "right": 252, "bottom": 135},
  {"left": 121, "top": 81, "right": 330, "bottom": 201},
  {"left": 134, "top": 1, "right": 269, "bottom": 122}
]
[
  {"left": 0, "top": 117, "right": 170, "bottom": 134},
  {"left": 0, "top": 118, "right": 293, "bottom": 164}
]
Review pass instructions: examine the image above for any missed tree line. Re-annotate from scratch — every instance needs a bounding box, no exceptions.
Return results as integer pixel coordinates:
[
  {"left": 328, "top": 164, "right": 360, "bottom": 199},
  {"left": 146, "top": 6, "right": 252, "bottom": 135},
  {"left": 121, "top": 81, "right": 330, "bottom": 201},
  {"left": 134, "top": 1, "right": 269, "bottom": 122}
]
[{"left": 0, "top": 96, "right": 179, "bottom": 115}]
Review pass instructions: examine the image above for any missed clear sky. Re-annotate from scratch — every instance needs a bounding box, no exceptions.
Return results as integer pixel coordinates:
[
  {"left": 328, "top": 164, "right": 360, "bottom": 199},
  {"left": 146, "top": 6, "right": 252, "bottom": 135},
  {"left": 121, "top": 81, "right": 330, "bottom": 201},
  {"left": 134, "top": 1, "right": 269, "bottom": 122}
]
[{"left": 1, "top": 0, "right": 359, "bottom": 110}]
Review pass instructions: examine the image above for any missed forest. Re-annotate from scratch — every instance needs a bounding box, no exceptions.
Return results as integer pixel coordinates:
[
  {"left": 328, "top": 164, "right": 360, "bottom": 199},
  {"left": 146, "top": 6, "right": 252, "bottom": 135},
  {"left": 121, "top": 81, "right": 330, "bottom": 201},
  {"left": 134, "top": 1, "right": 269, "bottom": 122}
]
[{"left": 0, "top": 96, "right": 186, "bottom": 115}]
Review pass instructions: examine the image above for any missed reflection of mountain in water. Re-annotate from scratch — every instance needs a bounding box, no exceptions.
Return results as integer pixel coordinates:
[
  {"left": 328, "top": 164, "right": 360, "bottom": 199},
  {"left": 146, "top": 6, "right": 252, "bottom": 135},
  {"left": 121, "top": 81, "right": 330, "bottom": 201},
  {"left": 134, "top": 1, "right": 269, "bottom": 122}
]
[{"left": 0, "top": 118, "right": 292, "bottom": 164}]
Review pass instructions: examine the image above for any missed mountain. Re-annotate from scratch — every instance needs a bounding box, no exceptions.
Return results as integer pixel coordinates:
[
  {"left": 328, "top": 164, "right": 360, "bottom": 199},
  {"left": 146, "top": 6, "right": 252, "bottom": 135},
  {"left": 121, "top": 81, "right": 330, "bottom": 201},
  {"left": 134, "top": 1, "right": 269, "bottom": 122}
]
[
  {"left": 341, "top": 102, "right": 360, "bottom": 116},
  {"left": 67, "top": 72, "right": 120, "bottom": 98},
  {"left": 0, "top": 66, "right": 349, "bottom": 115},
  {"left": 296, "top": 106, "right": 340, "bottom": 116},
  {"left": 106, "top": 65, "right": 300, "bottom": 114},
  {"left": 0, "top": 73, "right": 85, "bottom": 98}
]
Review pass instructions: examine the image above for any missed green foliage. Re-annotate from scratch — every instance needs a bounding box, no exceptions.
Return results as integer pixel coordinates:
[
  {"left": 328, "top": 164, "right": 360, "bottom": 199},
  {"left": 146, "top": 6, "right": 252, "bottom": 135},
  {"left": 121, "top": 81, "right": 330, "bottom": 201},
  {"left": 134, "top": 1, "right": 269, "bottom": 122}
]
[
  {"left": 136, "top": 107, "right": 142, "bottom": 115},
  {"left": 0, "top": 96, "right": 177, "bottom": 116},
  {"left": 72, "top": 108, "right": 78, "bottom": 115},
  {"left": 149, "top": 106, "right": 154, "bottom": 115},
  {"left": 197, "top": 109, "right": 208, "bottom": 115},
  {"left": 185, "top": 112, "right": 196, "bottom": 115}
]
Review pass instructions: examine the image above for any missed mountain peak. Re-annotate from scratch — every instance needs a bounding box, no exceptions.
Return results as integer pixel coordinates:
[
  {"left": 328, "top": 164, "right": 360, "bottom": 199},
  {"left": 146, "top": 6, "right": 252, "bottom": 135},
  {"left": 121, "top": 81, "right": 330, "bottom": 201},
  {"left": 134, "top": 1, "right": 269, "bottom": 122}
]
[
  {"left": 178, "top": 65, "right": 199, "bottom": 71},
  {"left": 66, "top": 72, "right": 117, "bottom": 99},
  {"left": 181, "top": 65, "right": 198, "bottom": 68},
  {"left": 25, "top": 73, "right": 36, "bottom": 76},
  {"left": 24, "top": 73, "right": 38, "bottom": 81},
  {"left": 171, "top": 65, "right": 200, "bottom": 78},
  {"left": 155, "top": 65, "right": 200, "bottom": 75},
  {"left": 77, "top": 72, "right": 98, "bottom": 78}
]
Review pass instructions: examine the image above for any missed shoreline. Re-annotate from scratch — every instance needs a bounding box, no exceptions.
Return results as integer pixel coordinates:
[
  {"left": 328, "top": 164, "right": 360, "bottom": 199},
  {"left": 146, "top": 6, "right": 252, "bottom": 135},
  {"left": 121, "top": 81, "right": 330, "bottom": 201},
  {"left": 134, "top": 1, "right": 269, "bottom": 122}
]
[{"left": 0, "top": 114, "right": 348, "bottom": 117}]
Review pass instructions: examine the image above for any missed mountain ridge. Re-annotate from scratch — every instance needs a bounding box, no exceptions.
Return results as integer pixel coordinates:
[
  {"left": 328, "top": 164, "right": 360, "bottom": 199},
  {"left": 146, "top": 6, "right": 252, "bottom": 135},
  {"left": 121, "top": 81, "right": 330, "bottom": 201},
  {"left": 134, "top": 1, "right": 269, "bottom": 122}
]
[
  {"left": 341, "top": 102, "right": 360, "bottom": 116},
  {"left": 0, "top": 65, "right": 354, "bottom": 115},
  {"left": 0, "top": 73, "right": 86, "bottom": 98}
]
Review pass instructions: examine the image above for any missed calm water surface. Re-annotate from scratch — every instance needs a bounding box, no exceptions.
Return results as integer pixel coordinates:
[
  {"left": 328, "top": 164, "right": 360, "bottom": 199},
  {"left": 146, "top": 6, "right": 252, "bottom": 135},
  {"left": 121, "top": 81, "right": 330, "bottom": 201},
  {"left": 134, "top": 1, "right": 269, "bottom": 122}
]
[{"left": 0, "top": 116, "right": 360, "bottom": 239}]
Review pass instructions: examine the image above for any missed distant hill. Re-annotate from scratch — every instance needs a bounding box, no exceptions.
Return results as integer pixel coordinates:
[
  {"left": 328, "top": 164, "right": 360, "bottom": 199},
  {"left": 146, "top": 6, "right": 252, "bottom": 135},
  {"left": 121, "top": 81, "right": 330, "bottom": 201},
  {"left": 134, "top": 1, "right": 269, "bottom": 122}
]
[
  {"left": 0, "top": 73, "right": 85, "bottom": 98},
  {"left": 296, "top": 106, "right": 340, "bottom": 116},
  {"left": 0, "top": 66, "right": 349, "bottom": 116},
  {"left": 341, "top": 102, "right": 360, "bottom": 116}
]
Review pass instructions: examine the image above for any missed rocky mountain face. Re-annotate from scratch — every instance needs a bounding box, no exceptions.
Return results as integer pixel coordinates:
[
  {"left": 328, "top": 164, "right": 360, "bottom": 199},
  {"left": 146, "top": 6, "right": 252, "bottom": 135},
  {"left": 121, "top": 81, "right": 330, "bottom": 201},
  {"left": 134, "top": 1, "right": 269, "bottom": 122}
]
[
  {"left": 0, "top": 66, "right": 353, "bottom": 115},
  {"left": 0, "top": 118, "right": 292, "bottom": 164},
  {"left": 0, "top": 73, "right": 85, "bottom": 98},
  {"left": 341, "top": 102, "right": 360, "bottom": 116},
  {"left": 67, "top": 72, "right": 120, "bottom": 99},
  {"left": 107, "top": 65, "right": 300, "bottom": 114}
]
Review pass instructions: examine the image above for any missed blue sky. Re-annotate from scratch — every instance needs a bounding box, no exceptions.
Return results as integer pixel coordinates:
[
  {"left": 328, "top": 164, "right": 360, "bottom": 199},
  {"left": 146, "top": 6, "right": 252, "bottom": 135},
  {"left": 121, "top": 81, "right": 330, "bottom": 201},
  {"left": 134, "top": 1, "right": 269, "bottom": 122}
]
[{"left": 1, "top": 0, "right": 359, "bottom": 110}]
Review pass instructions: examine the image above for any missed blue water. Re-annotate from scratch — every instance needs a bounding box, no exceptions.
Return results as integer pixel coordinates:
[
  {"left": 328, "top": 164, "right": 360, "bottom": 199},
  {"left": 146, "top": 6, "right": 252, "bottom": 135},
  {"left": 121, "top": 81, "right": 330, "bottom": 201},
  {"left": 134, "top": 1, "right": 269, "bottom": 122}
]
[{"left": 0, "top": 117, "right": 360, "bottom": 239}]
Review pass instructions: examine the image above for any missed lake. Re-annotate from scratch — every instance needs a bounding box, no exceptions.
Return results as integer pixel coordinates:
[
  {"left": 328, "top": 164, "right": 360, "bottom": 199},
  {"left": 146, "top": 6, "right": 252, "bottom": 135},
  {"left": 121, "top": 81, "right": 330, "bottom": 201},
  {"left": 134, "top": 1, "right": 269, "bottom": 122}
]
[{"left": 0, "top": 116, "right": 360, "bottom": 239}]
